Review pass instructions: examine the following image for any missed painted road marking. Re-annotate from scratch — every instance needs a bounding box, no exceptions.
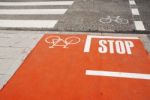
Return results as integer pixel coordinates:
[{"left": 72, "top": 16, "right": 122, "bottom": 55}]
[
  {"left": 128, "top": 0, "right": 146, "bottom": 31},
  {"left": 84, "top": 35, "right": 139, "bottom": 53},
  {"left": 131, "top": 8, "right": 140, "bottom": 15},
  {"left": 0, "top": 1, "right": 74, "bottom": 6},
  {"left": 129, "top": 0, "right": 136, "bottom": 5},
  {"left": 0, "top": 34, "right": 150, "bottom": 100},
  {"left": 99, "top": 16, "right": 129, "bottom": 24},
  {"left": 83, "top": 35, "right": 139, "bottom": 39},
  {"left": 86, "top": 70, "right": 150, "bottom": 80},
  {"left": 0, "top": 9, "right": 67, "bottom": 15},
  {"left": 45, "top": 36, "right": 80, "bottom": 48},
  {"left": 134, "top": 21, "right": 146, "bottom": 30},
  {"left": 0, "top": 1, "right": 74, "bottom": 29},
  {"left": 97, "top": 40, "right": 134, "bottom": 54},
  {"left": 0, "top": 20, "right": 58, "bottom": 28}
]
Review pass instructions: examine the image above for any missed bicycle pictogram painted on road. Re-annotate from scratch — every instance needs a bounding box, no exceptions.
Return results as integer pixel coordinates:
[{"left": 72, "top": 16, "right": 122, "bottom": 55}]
[
  {"left": 99, "top": 16, "right": 129, "bottom": 24},
  {"left": 45, "top": 36, "right": 80, "bottom": 48}
]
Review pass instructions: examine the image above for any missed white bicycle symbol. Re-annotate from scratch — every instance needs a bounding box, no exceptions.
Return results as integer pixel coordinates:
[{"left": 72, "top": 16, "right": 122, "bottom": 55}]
[
  {"left": 45, "top": 36, "right": 80, "bottom": 48},
  {"left": 99, "top": 16, "right": 129, "bottom": 24}
]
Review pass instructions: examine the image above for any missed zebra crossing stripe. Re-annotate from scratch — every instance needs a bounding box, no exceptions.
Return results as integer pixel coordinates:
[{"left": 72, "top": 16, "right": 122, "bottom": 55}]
[
  {"left": 129, "top": 0, "right": 146, "bottom": 31},
  {"left": 129, "top": 0, "right": 136, "bottom": 5},
  {"left": 131, "top": 8, "right": 140, "bottom": 15},
  {"left": 0, "top": 1, "right": 74, "bottom": 29},
  {"left": 0, "top": 1, "right": 74, "bottom": 6},
  {"left": 134, "top": 21, "right": 146, "bottom": 31},
  {"left": 0, "top": 9, "right": 67, "bottom": 15},
  {"left": 0, "top": 20, "right": 58, "bottom": 28}
]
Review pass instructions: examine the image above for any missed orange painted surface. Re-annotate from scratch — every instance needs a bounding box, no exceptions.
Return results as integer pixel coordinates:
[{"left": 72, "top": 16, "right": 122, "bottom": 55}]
[{"left": 0, "top": 34, "right": 150, "bottom": 100}]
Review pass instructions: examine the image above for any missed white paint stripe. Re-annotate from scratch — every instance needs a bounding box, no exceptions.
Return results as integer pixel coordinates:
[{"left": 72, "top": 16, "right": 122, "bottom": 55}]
[
  {"left": 134, "top": 21, "right": 146, "bottom": 31},
  {"left": 129, "top": 0, "right": 136, "bottom": 5},
  {"left": 0, "top": 9, "right": 67, "bottom": 15},
  {"left": 0, "top": 1, "right": 74, "bottom": 6},
  {"left": 131, "top": 8, "right": 140, "bottom": 15},
  {"left": 0, "top": 20, "right": 58, "bottom": 28},
  {"left": 84, "top": 35, "right": 92, "bottom": 52},
  {"left": 86, "top": 70, "right": 150, "bottom": 80},
  {"left": 87, "top": 35, "right": 139, "bottom": 39}
]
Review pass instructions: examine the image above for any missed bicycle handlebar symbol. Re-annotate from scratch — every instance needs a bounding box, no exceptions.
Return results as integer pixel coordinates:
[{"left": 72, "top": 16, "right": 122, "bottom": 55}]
[
  {"left": 45, "top": 36, "right": 80, "bottom": 48},
  {"left": 99, "top": 16, "right": 129, "bottom": 24}
]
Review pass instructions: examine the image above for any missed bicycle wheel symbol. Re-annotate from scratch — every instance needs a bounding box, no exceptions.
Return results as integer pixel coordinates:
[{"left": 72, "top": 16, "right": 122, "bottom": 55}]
[
  {"left": 117, "top": 18, "right": 129, "bottom": 24},
  {"left": 65, "top": 36, "right": 80, "bottom": 44},
  {"left": 45, "top": 36, "right": 60, "bottom": 44},
  {"left": 99, "top": 16, "right": 129, "bottom": 24},
  {"left": 99, "top": 16, "right": 111, "bottom": 24},
  {"left": 45, "top": 36, "right": 80, "bottom": 48}
]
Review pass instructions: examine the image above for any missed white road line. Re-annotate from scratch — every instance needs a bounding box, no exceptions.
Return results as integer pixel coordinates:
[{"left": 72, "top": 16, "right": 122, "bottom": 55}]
[
  {"left": 0, "top": 1, "right": 74, "bottom": 6},
  {"left": 86, "top": 70, "right": 150, "bottom": 80},
  {"left": 86, "top": 35, "right": 139, "bottom": 39},
  {"left": 84, "top": 35, "right": 92, "bottom": 52},
  {"left": 129, "top": 0, "right": 136, "bottom": 5},
  {"left": 131, "top": 8, "right": 140, "bottom": 15},
  {"left": 134, "top": 21, "right": 146, "bottom": 31},
  {"left": 0, "top": 20, "right": 58, "bottom": 28},
  {"left": 0, "top": 9, "right": 67, "bottom": 15}
]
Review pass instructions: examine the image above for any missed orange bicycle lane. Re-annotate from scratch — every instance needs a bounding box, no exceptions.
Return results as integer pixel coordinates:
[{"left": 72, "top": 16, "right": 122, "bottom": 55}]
[{"left": 0, "top": 34, "right": 150, "bottom": 100}]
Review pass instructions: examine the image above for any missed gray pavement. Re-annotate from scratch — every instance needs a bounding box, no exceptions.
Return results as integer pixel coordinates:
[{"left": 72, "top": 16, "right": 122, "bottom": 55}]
[
  {"left": 0, "top": 0, "right": 149, "bottom": 33},
  {"left": 55, "top": 0, "right": 134, "bottom": 32},
  {"left": 0, "top": 31, "right": 43, "bottom": 89}
]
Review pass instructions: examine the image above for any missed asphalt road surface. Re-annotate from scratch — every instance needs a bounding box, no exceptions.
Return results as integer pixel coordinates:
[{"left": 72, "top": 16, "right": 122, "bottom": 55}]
[{"left": 0, "top": 0, "right": 149, "bottom": 33}]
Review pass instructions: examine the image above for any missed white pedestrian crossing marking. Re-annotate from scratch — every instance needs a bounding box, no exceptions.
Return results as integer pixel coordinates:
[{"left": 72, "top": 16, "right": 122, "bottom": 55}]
[
  {"left": 131, "top": 8, "right": 140, "bottom": 15},
  {"left": 0, "top": 20, "right": 58, "bottom": 28},
  {"left": 0, "top": 9, "right": 67, "bottom": 15},
  {"left": 0, "top": 1, "right": 74, "bottom": 29},
  {"left": 128, "top": 0, "right": 146, "bottom": 31},
  {"left": 0, "top": 1, "right": 74, "bottom": 6},
  {"left": 134, "top": 21, "right": 146, "bottom": 31},
  {"left": 129, "top": 0, "right": 136, "bottom": 5}
]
